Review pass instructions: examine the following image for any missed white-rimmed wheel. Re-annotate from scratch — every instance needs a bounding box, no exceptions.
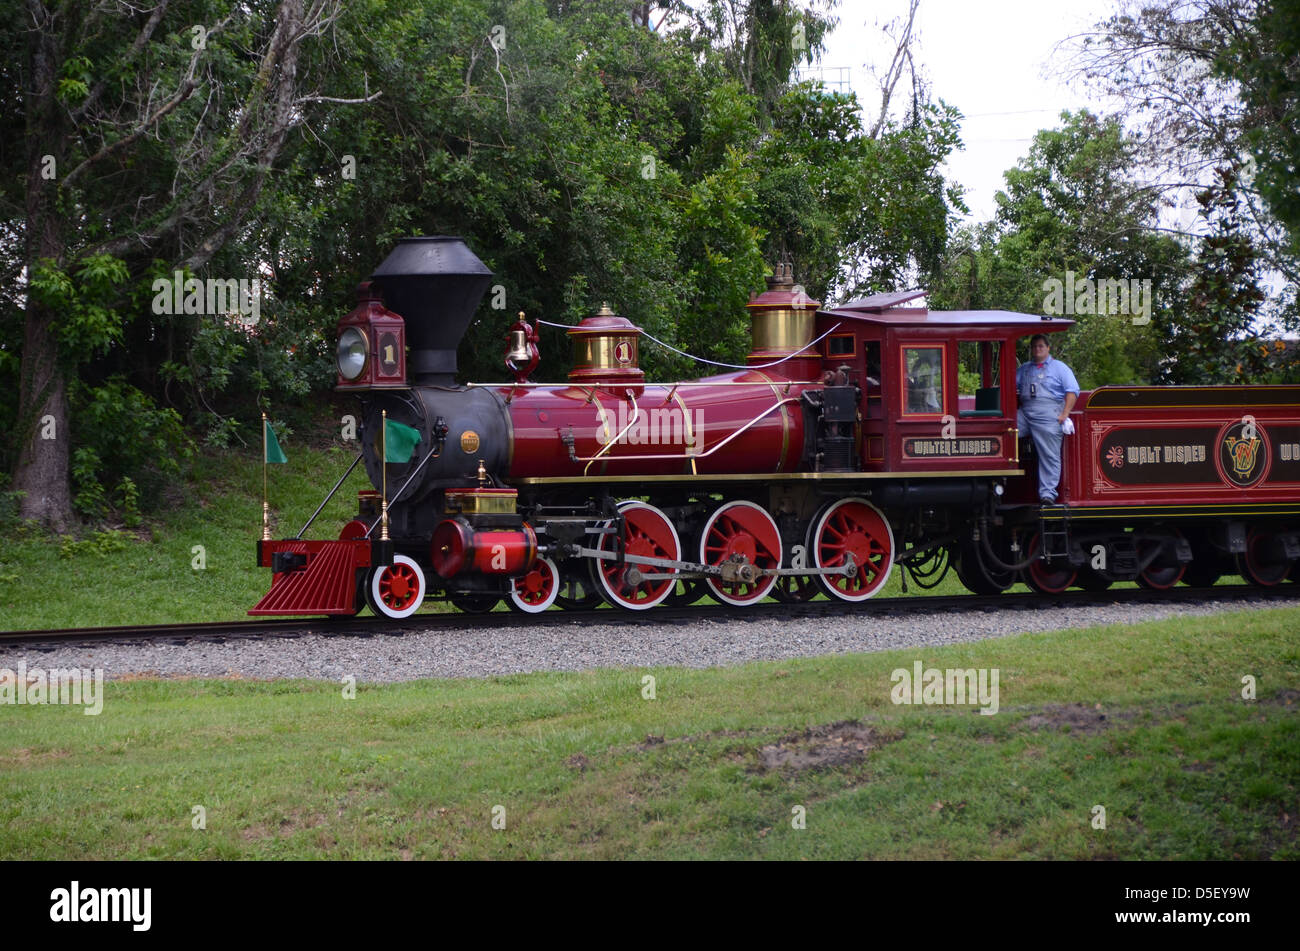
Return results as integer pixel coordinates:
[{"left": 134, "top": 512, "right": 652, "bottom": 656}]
[
  {"left": 509, "top": 556, "right": 561, "bottom": 613},
  {"left": 592, "top": 501, "right": 681, "bottom": 610},
  {"left": 699, "top": 501, "right": 782, "bottom": 606},
  {"left": 809, "top": 498, "right": 894, "bottom": 602},
  {"left": 365, "top": 554, "right": 426, "bottom": 619}
]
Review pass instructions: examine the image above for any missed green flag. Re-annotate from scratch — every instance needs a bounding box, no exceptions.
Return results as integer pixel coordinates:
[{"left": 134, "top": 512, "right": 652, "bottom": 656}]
[
  {"left": 385, "top": 419, "right": 421, "bottom": 463},
  {"left": 264, "top": 420, "right": 287, "bottom": 464}
]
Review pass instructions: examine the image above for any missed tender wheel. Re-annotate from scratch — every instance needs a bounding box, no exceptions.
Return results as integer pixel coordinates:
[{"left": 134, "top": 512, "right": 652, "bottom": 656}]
[
  {"left": 509, "top": 556, "right": 560, "bottom": 613},
  {"left": 593, "top": 501, "right": 682, "bottom": 610},
  {"left": 450, "top": 593, "right": 501, "bottom": 613},
  {"left": 699, "top": 501, "right": 782, "bottom": 606},
  {"left": 1023, "top": 532, "right": 1077, "bottom": 594},
  {"left": 809, "top": 498, "right": 894, "bottom": 602},
  {"left": 365, "top": 554, "right": 426, "bottom": 619},
  {"left": 1136, "top": 530, "right": 1187, "bottom": 590},
  {"left": 1237, "top": 530, "right": 1293, "bottom": 587}
]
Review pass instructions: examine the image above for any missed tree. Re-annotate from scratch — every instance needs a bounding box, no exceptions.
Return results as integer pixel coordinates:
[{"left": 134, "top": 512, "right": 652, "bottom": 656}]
[
  {"left": 1161, "top": 163, "right": 1270, "bottom": 383},
  {"left": 929, "top": 111, "right": 1191, "bottom": 388},
  {"left": 1215, "top": 0, "right": 1300, "bottom": 252},
  {"left": 4, "top": 0, "right": 978, "bottom": 526},
  {"left": 1065, "top": 0, "right": 1299, "bottom": 279},
  {"left": 9, "top": 0, "right": 368, "bottom": 529}
]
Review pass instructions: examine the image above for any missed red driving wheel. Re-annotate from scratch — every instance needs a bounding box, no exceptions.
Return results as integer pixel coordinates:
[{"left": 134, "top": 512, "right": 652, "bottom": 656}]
[
  {"left": 699, "top": 501, "right": 782, "bottom": 606},
  {"left": 593, "top": 501, "right": 681, "bottom": 610},
  {"left": 809, "top": 498, "right": 894, "bottom": 602}
]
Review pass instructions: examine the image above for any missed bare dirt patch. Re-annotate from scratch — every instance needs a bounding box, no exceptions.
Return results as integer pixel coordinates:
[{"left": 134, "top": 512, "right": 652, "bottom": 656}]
[
  {"left": 0, "top": 747, "right": 72, "bottom": 767},
  {"left": 1016, "top": 703, "right": 1134, "bottom": 735},
  {"left": 755, "top": 720, "right": 897, "bottom": 772},
  {"left": 242, "top": 808, "right": 328, "bottom": 842},
  {"left": 565, "top": 753, "right": 589, "bottom": 773},
  {"left": 1262, "top": 688, "right": 1300, "bottom": 707},
  {"left": 635, "top": 728, "right": 760, "bottom": 752}
]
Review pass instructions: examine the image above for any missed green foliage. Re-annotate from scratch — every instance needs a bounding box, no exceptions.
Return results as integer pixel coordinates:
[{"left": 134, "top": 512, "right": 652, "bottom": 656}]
[
  {"left": 115, "top": 477, "right": 141, "bottom": 529},
  {"left": 246, "top": 0, "right": 961, "bottom": 387},
  {"left": 1159, "top": 164, "right": 1272, "bottom": 384},
  {"left": 957, "top": 367, "right": 981, "bottom": 395},
  {"left": 0, "top": 473, "right": 28, "bottom": 534},
  {"left": 70, "top": 448, "right": 109, "bottom": 520},
  {"left": 28, "top": 255, "right": 130, "bottom": 359},
  {"left": 58, "top": 529, "right": 136, "bottom": 559},
  {"left": 70, "top": 378, "right": 194, "bottom": 518},
  {"left": 1208, "top": 0, "right": 1300, "bottom": 252}
]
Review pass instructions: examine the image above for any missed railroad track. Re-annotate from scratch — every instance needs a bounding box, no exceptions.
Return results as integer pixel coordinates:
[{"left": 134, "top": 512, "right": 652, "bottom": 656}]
[{"left": 2, "top": 584, "right": 1297, "bottom": 650}]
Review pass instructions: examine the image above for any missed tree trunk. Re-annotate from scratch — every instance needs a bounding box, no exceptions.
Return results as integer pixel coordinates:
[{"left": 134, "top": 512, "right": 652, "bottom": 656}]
[
  {"left": 14, "top": 310, "right": 73, "bottom": 532},
  {"left": 14, "top": 0, "right": 74, "bottom": 532}
]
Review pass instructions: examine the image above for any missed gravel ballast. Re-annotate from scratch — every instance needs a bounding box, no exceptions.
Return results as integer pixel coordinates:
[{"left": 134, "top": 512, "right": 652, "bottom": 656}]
[{"left": 0, "top": 597, "right": 1286, "bottom": 684}]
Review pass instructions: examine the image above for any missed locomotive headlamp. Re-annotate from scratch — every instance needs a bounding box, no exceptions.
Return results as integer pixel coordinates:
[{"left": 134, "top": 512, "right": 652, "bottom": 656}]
[{"left": 337, "top": 327, "right": 368, "bottom": 381}]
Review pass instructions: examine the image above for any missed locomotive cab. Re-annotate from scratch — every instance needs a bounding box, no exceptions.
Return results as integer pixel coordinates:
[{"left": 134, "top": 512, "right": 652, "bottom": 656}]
[{"left": 813, "top": 295, "right": 1074, "bottom": 475}]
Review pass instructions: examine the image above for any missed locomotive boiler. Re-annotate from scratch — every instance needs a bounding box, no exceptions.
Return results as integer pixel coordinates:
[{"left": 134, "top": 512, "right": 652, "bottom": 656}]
[{"left": 250, "top": 236, "right": 1300, "bottom": 618}]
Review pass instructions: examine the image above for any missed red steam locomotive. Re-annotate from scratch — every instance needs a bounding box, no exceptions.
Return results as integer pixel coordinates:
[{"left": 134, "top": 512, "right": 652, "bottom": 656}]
[{"left": 250, "top": 236, "right": 1300, "bottom": 617}]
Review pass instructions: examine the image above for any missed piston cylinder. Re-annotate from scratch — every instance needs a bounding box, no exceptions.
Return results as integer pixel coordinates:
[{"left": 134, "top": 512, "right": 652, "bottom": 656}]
[{"left": 432, "top": 518, "right": 538, "bottom": 577}]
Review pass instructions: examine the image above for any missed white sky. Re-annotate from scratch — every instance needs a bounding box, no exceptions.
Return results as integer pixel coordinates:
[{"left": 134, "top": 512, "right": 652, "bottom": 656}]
[{"left": 817, "top": 0, "right": 1123, "bottom": 222}]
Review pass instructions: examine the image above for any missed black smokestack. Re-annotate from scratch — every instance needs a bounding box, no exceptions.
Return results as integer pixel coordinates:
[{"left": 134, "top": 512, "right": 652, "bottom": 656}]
[{"left": 370, "top": 236, "right": 493, "bottom": 384}]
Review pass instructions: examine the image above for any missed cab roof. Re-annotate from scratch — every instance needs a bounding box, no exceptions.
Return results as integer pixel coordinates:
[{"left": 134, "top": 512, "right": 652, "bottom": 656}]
[{"left": 821, "top": 290, "right": 1075, "bottom": 332}]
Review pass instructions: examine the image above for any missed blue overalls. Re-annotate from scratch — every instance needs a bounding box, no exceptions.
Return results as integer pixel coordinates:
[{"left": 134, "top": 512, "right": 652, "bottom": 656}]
[{"left": 1016, "top": 357, "right": 1079, "bottom": 503}]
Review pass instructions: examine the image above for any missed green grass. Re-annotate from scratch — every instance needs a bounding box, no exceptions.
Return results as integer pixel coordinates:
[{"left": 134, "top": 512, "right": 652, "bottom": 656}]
[
  {"left": 1, "top": 606, "right": 1296, "bottom": 859},
  {"left": 0, "top": 442, "right": 374, "bottom": 631}
]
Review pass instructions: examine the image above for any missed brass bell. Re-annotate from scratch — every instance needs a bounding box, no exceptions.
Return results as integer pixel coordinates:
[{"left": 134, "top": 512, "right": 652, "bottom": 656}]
[{"left": 507, "top": 328, "right": 530, "bottom": 363}]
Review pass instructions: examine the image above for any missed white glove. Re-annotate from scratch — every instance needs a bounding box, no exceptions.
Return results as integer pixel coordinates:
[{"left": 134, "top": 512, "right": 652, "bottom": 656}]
[{"left": 1060, "top": 418, "right": 1075, "bottom": 435}]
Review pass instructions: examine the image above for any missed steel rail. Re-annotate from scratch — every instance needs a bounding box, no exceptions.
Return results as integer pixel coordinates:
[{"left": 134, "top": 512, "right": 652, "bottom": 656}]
[{"left": 2, "top": 586, "right": 1296, "bottom": 650}]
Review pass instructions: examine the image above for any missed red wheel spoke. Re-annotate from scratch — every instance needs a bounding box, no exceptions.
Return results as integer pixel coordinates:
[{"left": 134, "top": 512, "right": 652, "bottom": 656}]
[
  {"left": 699, "top": 501, "right": 782, "bottom": 607},
  {"left": 811, "top": 499, "right": 894, "bottom": 603}
]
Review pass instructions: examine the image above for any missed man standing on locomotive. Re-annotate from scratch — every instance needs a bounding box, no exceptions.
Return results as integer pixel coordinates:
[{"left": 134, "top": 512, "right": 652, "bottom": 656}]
[{"left": 1016, "top": 334, "right": 1079, "bottom": 504}]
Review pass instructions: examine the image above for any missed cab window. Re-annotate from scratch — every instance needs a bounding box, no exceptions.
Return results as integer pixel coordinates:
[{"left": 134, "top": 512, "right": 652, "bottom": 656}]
[{"left": 902, "top": 345, "right": 945, "bottom": 416}]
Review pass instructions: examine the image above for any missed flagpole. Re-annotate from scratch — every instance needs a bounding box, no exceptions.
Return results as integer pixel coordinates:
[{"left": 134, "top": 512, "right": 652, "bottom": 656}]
[
  {"left": 261, "top": 411, "right": 271, "bottom": 541},
  {"left": 381, "top": 409, "right": 390, "bottom": 541}
]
